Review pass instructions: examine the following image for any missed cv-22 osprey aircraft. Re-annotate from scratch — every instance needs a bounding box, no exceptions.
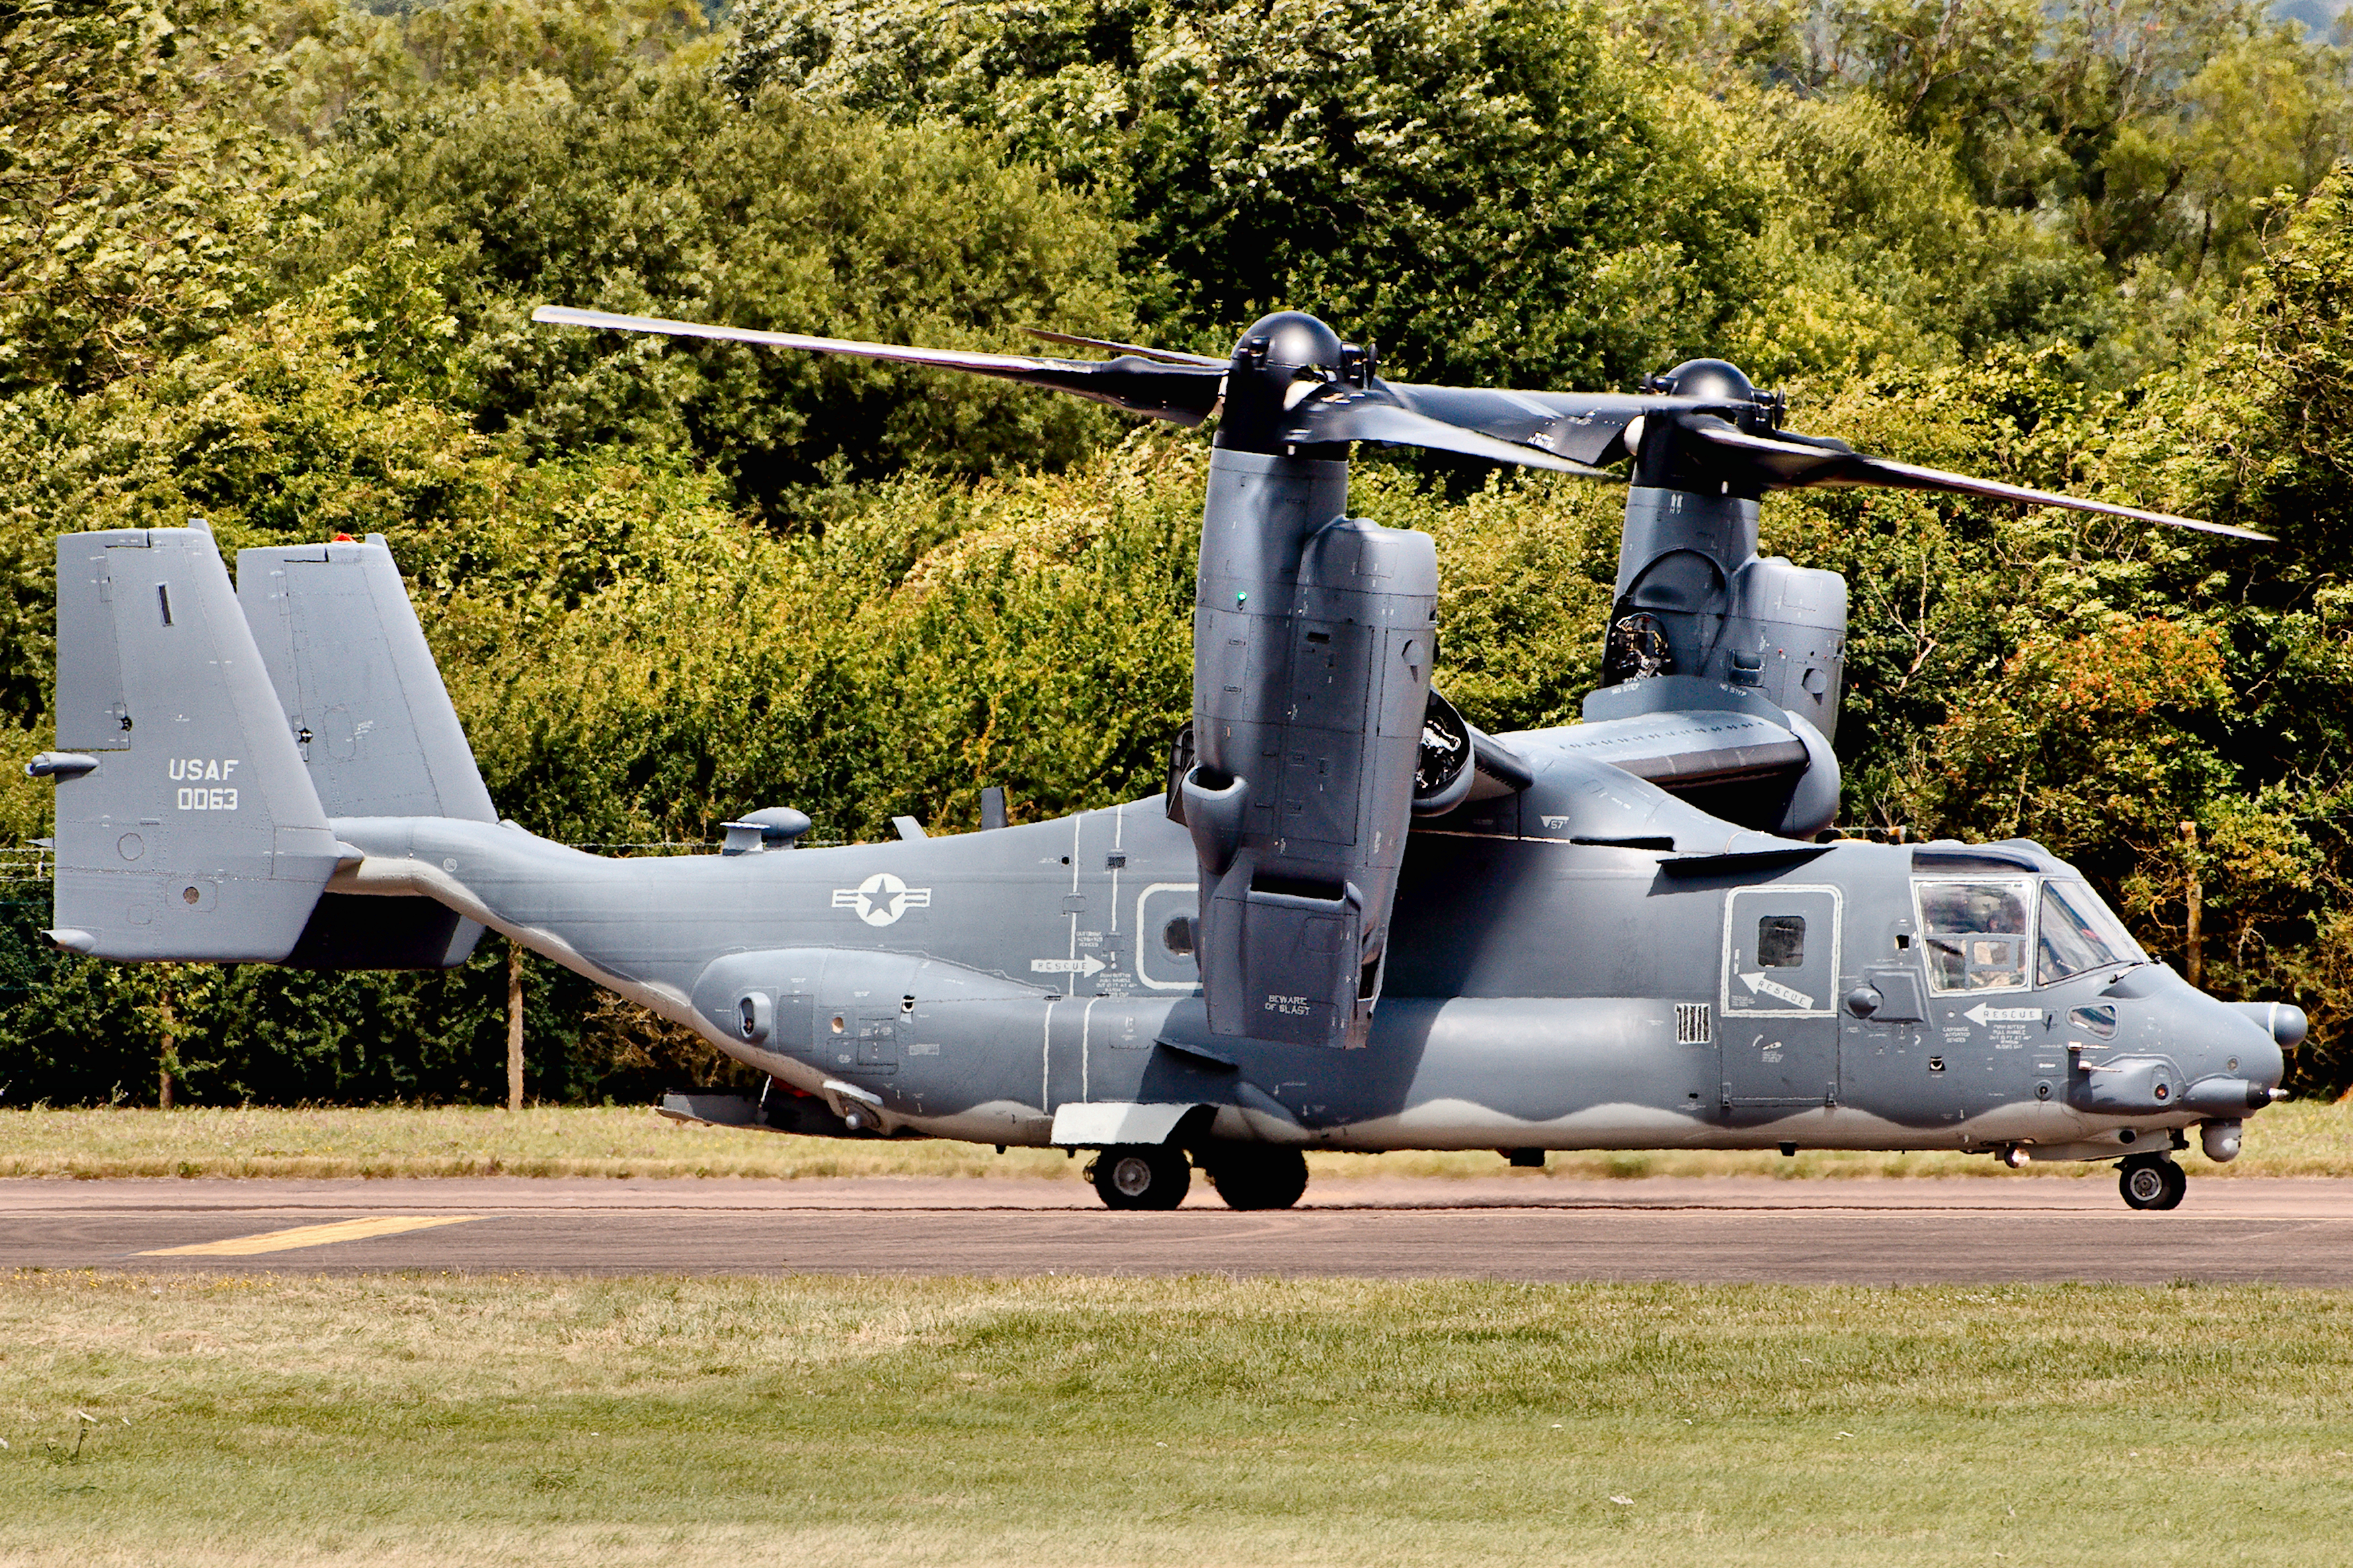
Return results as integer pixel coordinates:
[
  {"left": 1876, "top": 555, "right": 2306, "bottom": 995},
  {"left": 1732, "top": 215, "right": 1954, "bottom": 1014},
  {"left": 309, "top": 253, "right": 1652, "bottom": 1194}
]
[{"left": 26, "top": 303, "right": 2306, "bottom": 1212}]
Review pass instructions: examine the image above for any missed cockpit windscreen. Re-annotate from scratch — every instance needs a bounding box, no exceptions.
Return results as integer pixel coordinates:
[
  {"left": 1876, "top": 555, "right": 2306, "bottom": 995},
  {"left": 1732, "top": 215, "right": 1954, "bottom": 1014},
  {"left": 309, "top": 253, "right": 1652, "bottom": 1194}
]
[{"left": 2036, "top": 878, "right": 2148, "bottom": 985}]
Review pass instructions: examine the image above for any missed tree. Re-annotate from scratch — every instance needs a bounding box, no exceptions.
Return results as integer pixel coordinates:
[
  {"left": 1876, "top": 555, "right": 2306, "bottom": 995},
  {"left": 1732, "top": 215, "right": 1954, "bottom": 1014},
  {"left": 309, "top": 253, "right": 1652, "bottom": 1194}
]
[
  {"left": 722, "top": 0, "right": 1773, "bottom": 390},
  {"left": 1613, "top": 0, "right": 2353, "bottom": 382},
  {"left": 0, "top": 0, "right": 291, "bottom": 397},
  {"left": 292, "top": 19, "right": 1138, "bottom": 521}
]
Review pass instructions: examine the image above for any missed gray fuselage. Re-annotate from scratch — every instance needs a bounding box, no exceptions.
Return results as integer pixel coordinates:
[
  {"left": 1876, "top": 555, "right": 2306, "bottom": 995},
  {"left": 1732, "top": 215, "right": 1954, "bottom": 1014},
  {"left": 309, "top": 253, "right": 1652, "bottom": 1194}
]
[{"left": 331, "top": 735, "right": 2282, "bottom": 1163}]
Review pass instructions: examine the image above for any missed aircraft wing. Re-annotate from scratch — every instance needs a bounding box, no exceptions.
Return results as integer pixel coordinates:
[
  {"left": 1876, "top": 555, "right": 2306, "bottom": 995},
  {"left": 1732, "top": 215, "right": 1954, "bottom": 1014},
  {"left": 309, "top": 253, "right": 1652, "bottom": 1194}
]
[{"left": 1519, "top": 710, "right": 1811, "bottom": 790}]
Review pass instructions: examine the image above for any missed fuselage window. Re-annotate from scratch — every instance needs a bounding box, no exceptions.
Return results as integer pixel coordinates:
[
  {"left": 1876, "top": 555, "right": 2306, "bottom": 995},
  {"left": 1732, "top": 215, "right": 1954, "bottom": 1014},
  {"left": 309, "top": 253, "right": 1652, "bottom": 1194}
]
[
  {"left": 2037, "top": 879, "right": 2147, "bottom": 985},
  {"left": 1757, "top": 915, "right": 1806, "bottom": 968},
  {"left": 1915, "top": 879, "right": 2033, "bottom": 993}
]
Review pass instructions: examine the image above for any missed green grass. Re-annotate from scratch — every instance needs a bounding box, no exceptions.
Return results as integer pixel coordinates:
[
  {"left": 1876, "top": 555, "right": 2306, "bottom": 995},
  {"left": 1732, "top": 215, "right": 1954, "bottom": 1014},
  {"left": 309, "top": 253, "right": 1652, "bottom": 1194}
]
[
  {"left": 0, "top": 1272, "right": 2347, "bottom": 1565},
  {"left": 3, "top": 1100, "right": 2352, "bottom": 1180}
]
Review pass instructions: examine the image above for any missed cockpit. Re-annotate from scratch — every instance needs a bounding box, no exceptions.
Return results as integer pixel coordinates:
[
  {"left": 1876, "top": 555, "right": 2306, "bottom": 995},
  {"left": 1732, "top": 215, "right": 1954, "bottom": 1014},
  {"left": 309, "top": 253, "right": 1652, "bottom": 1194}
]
[{"left": 1914, "top": 876, "right": 2148, "bottom": 993}]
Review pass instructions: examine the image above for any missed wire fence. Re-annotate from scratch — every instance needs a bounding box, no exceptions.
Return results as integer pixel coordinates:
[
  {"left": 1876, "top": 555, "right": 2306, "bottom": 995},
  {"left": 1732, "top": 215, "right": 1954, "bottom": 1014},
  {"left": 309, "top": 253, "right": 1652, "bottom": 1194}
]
[
  {"left": 0, "top": 839, "right": 849, "bottom": 866},
  {"left": 0, "top": 845, "right": 51, "bottom": 886}
]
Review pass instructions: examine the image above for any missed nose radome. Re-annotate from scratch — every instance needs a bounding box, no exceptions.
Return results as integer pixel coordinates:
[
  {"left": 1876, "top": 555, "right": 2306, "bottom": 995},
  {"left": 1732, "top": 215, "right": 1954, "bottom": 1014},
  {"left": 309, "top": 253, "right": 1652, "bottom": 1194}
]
[
  {"left": 2182, "top": 997, "right": 2286, "bottom": 1114},
  {"left": 2129, "top": 977, "right": 2284, "bottom": 1104},
  {"left": 2242, "top": 1028, "right": 2286, "bottom": 1095},
  {"left": 2216, "top": 1001, "right": 2290, "bottom": 1092},
  {"left": 2202, "top": 1006, "right": 2278, "bottom": 1090},
  {"left": 2229, "top": 1000, "right": 2307, "bottom": 1050}
]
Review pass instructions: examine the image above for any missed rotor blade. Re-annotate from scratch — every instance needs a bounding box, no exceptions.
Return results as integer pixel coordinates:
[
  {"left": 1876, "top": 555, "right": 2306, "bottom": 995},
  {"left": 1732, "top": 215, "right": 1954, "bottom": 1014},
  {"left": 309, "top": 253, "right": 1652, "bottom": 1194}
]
[
  {"left": 532, "top": 305, "right": 1224, "bottom": 426},
  {"left": 1853, "top": 455, "right": 2274, "bottom": 541},
  {"left": 1285, "top": 386, "right": 1615, "bottom": 474},
  {"left": 1678, "top": 417, "right": 2273, "bottom": 542},
  {"left": 1384, "top": 384, "right": 1714, "bottom": 467},
  {"left": 1020, "top": 327, "right": 1225, "bottom": 367}
]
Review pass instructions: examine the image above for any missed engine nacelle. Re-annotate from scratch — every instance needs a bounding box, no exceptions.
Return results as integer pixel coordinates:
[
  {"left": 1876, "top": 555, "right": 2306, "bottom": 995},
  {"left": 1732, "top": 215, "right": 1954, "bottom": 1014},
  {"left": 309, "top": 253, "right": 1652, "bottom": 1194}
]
[
  {"left": 1181, "top": 449, "right": 1437, "bottom": 1048},
  {"left": 1599, "top": 488, "right": 1847, "bottom": 741}
]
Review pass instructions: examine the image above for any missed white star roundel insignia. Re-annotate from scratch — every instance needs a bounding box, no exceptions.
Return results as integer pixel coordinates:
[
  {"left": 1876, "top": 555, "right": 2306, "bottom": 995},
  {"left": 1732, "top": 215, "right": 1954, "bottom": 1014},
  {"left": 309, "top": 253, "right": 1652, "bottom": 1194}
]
[{"left": 831, "top": 872, "right": 932, "bottom": 927}]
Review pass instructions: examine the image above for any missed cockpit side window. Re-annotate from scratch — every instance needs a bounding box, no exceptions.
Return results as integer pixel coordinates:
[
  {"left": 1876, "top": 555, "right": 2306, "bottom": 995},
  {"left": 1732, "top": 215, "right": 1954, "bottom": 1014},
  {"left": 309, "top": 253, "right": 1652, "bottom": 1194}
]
[
  {"left": 2037, "top": 879, "right": 2147, "bottom": 985},
  {"left": 1914, "top": 880, "right": 2034, "bottom": 993}
]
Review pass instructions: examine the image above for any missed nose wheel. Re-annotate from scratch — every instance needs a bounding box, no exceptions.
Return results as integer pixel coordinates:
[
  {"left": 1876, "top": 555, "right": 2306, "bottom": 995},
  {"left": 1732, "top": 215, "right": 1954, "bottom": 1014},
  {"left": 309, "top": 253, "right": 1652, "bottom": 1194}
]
[{"left": 2118, "top": 1154, "right": 2187, "bottom": 1210}]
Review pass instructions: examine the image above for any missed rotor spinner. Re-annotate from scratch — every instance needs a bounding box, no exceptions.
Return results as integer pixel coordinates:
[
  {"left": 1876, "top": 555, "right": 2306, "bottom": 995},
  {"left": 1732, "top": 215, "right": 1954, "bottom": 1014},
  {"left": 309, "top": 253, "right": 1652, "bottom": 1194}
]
[{"left": 1216, "top": 312, "right": 1376, "bottom": 456}]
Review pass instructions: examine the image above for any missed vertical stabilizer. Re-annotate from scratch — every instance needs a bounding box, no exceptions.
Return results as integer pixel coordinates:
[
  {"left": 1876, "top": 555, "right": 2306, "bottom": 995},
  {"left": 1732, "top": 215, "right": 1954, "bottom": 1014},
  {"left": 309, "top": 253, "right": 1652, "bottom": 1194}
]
[
  {"left": 38, "top": 528, "right": 342, "bottom": 962},
  {"left": 237, "top": 536, "right": 495, "bottom": 822},
  {"left": 237, "top": 535, "right": 494, "bottom": 968}
]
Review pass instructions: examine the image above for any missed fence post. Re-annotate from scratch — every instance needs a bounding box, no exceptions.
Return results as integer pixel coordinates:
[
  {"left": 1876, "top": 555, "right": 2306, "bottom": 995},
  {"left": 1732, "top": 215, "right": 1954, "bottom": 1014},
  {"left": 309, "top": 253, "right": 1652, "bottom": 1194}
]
[
  {"left": 158, "top": 988, "right": 175, "bottom": 1111},
  {"left": 506, "top": 942, "right": 524, "bottom": 1112}
]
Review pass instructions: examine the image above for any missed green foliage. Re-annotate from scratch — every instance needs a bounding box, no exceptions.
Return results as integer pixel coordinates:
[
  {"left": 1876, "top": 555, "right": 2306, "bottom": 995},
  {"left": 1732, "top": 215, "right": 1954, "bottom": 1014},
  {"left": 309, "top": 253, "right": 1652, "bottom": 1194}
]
[
  {"left": 726, "top": 0, "right": 2353, "bottom": 390},
  {"left": 0, "top": 886, "right": 678, "bottom": 1108},
  {"left": 722, "top": 0, "right": 1773, "bottom": 388},
  {"left": 0, "top": 0, "right": 293, "bottom": 397},
  {"left": 5, "top": 0, "right": 2353, "bottom": 1104},
  {"left": 1683, "top": 89, "right": 2118, "bottom": 383},
  {"left": 446, "top": 436, "right": 1201, "bottom": 845},
  {"left": 1619, "top": 0, "right": 2353, "bottom": 293},
  {"left": 282, "top": 2, "right": 1136, "bottom": 520}
]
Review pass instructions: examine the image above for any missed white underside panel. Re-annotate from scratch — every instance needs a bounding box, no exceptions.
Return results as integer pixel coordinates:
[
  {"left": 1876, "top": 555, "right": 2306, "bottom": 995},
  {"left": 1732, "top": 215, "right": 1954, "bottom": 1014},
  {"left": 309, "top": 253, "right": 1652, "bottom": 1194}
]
[{"left": 1049, "top": 1101, "right": 1201, "bottom": 1147}]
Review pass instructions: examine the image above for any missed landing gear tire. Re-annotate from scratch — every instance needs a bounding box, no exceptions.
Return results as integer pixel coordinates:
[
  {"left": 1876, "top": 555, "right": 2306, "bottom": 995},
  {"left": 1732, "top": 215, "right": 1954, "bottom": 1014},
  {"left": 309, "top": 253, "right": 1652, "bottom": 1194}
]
[
  {"left": 1201, "top": 1146, "right": 1310, "bottom": 1211},
  {"left": 1088, "top": 1144, "right": 1191, "bottom": 1210},
  {"left": 2119, "top": 1155, "right": 2187, "bottom": 1211}
]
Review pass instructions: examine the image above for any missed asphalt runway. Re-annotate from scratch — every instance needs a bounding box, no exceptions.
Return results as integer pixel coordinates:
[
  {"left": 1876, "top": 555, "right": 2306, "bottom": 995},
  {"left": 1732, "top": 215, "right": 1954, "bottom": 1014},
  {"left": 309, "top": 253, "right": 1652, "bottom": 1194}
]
[{"left": 5, "top": 1174, "right": 2353, "bottom": 1284}]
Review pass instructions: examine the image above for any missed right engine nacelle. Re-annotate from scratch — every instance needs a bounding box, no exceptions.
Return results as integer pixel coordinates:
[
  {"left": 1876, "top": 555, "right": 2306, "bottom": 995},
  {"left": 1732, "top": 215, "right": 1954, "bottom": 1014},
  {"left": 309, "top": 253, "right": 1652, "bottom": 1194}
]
[{"left": 1599, "top": 489, "right": 1847, "bottom": 743}]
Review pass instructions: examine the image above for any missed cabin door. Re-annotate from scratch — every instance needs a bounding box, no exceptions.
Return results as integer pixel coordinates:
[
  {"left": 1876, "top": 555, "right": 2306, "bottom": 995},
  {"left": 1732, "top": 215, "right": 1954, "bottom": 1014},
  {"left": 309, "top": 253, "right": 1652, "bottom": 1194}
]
[{"left": 1720, "top": 886, "right": 1843, "bottom": 1107}]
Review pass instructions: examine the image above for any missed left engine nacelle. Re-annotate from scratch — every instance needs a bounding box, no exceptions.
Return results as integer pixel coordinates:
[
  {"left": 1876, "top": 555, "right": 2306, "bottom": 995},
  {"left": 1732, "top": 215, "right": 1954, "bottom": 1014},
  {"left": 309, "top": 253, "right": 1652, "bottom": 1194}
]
[{"left": 1180, "top": 450, "right": 1437, "bottom": 1048}]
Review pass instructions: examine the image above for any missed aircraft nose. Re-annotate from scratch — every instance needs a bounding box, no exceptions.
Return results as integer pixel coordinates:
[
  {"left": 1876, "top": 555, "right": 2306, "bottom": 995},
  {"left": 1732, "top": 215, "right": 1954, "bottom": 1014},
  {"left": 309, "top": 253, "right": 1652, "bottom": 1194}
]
[
  {"left": 2173, "top": 997, "right": 2286, "bottom": 1114},
  {"left": 2174, "top": 999, "right": 2292, "bottom": 1163},
  {"left": 2226, "top": 1002, "right": 2292, "bottom": 1094}
]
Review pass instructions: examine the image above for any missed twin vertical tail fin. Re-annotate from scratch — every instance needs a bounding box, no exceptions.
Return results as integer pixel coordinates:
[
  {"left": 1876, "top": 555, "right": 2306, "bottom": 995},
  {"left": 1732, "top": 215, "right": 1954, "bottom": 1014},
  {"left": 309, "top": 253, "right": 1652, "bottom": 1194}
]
[
  {"left": 238, "top": 538, "right": 495, "bottom": 824},
  {"left": 238, "top": 536, "right": 496, "bottom": 968},
  {"left": 32, "top": 528, "right": 493, "bottom": 968},
  {"left": 40, "top": 527, "right": 345, "bottom": 961}
]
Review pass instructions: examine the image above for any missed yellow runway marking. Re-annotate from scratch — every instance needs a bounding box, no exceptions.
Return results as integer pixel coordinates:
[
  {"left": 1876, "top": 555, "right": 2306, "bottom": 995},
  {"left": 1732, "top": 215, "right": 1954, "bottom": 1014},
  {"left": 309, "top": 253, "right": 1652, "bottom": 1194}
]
[{"left": 138, "top": 1215, "right": 478, "bottom": 1257}]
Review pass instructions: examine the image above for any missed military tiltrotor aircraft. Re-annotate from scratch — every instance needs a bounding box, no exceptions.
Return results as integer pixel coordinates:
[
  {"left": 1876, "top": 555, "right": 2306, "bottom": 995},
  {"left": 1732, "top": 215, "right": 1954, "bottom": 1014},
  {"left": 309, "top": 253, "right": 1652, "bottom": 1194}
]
[{"left": 26, "top": 300, "right": 2307, "bottom": 1214}]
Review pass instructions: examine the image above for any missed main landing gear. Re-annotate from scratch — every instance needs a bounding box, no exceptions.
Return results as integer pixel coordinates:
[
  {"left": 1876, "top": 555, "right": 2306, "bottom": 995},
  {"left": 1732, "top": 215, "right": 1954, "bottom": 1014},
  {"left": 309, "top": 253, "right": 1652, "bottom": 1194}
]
[
  {"left": 1088, "top": 1145, "right": 1191, "bottom": 1210},
  {"left": 1086, "top": 1145, "right": 1312, "bottom": 1211},
  {"left": 1200, "top": 1145, "right": 1310, "bottom": 1210},
  {"left": 2118, "top": 1153, "right": 2188, "bottom": 1210}
]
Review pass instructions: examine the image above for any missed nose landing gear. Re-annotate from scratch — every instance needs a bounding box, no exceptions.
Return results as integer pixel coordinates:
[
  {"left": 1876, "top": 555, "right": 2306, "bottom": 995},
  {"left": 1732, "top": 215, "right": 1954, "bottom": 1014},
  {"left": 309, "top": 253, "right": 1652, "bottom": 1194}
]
[{"left": 2118, "top": 1153, "right": 2187, "bottom": 1210}]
